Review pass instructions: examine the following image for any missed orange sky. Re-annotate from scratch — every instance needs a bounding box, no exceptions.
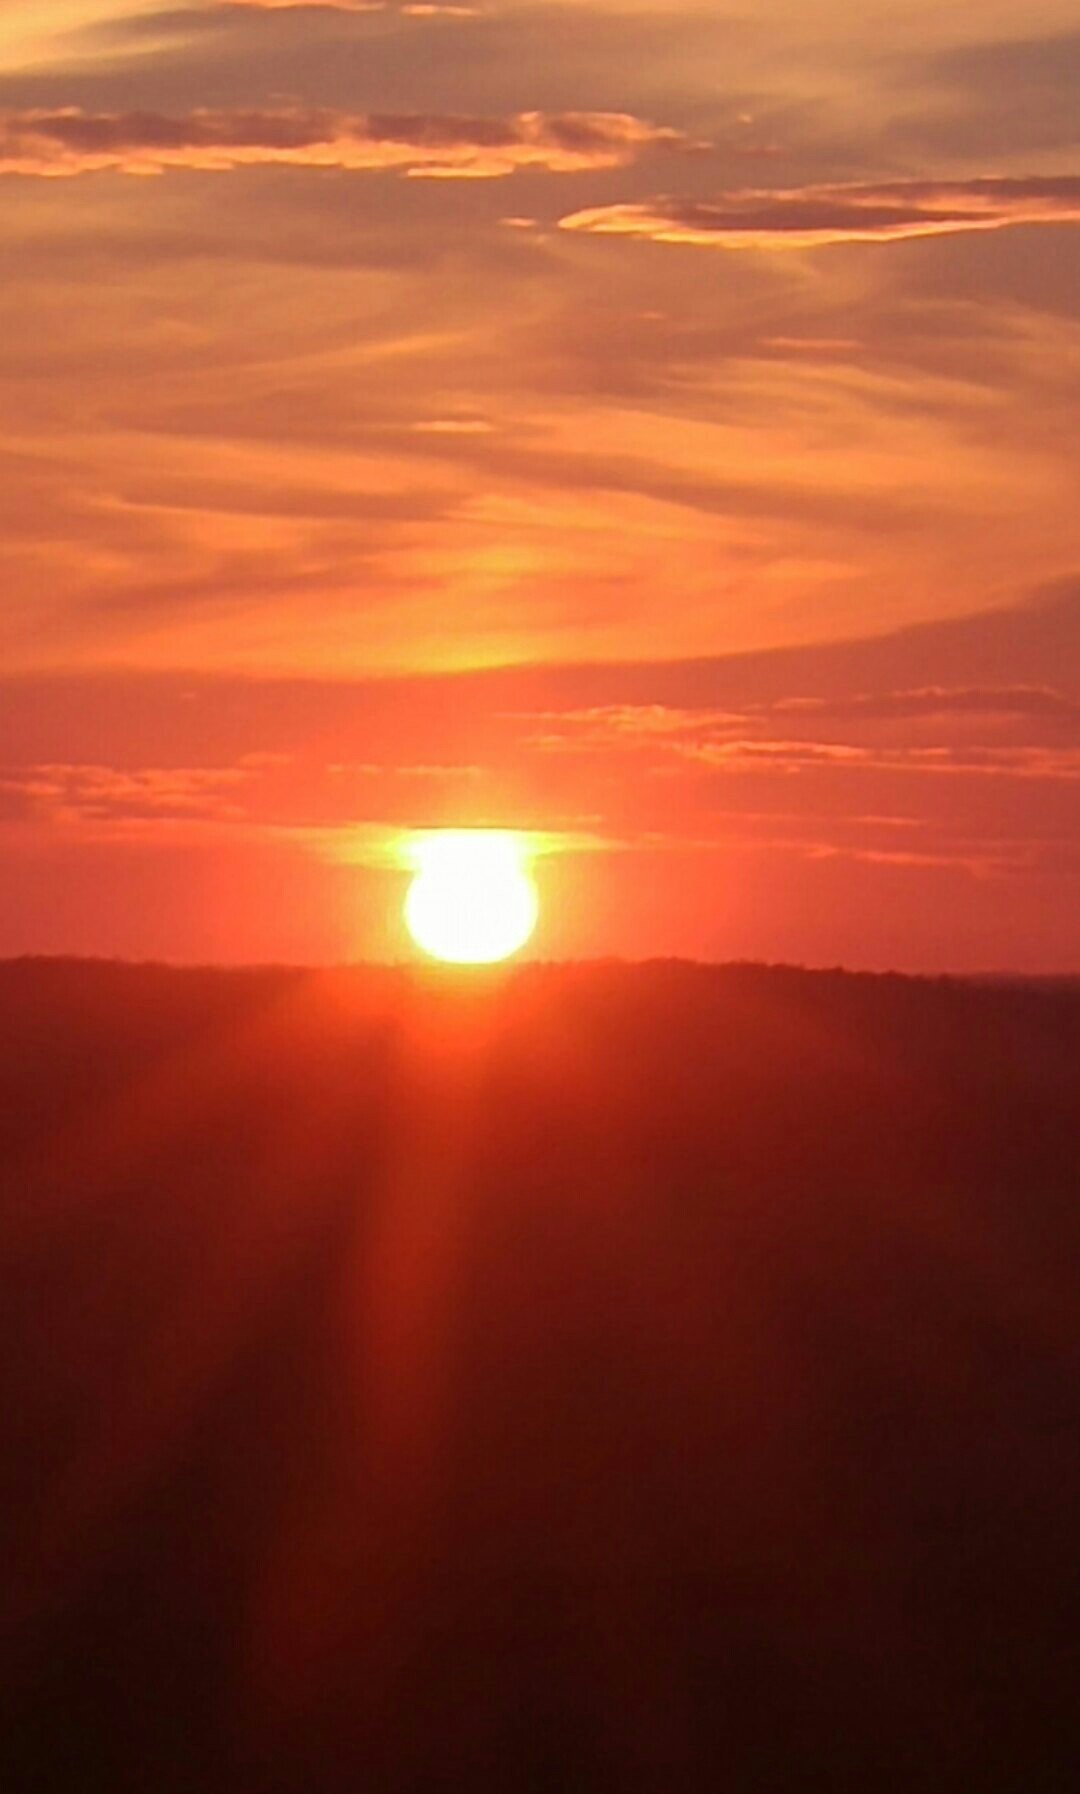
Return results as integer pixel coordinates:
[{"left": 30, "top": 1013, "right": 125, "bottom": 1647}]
[{"left": 1, "top": 0, "right": 1078, "bottom": 966}]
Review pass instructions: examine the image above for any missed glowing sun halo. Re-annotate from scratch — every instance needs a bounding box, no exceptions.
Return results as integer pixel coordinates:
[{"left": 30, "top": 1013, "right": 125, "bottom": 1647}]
[{"left": 404, "top": 831, "right": 539, "bottom": 965}]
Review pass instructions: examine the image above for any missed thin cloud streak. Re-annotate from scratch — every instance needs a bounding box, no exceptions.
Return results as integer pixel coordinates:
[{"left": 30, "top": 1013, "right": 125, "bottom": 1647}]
[
  {"left": 222, "top": 2, "right": 479, "bottom": 12},
  {"left": 0, "top": 105, "right": 692, "bottom": 179},
  {"left": 560, "top": 176, "right": 1080, "bottom": 248}
]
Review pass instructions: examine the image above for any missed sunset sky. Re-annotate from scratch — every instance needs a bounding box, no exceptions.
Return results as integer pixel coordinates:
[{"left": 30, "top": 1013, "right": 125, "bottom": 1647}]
[{"left": 1, "top": 0, "right": 1078, "bottom": 966}]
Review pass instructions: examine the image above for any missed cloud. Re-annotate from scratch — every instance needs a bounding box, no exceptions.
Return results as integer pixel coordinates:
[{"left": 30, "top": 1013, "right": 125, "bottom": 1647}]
[
  {"left": 224, "top": 2, "right": 478, "bottom": 12},
  {"left": 525, "top": 708, "right": 1080, "bottom": 781},
  {"left": 896, "top": 31, "right": 1080, "bottom": 161},
  {"left": 681, "top": 742, "right": 1080, "bottom": 781},
  {"left": 515, "top": 684, "right": 1080, "bottom": 782},
  {"left": 0, "top": 105, "right": 691, "bottom": 180},
  {"left": 0, "top": 762, "right": 259, "bottom": 825},
  {"left": 559, "top": 177, "right": 1080, "bottom": 249},
  {"left": 1, "top": 580, "right": 1077, "bottom": 956},
  {"left": 0, "top": 754, "right": 491, "bottom": 838},
  {"left": 518, "top": 704, "right": 748, "bottom": 755},
  {"left": 517, "top": 681, "right": 1080, "bottom": 748},
  {"left": 764, "top": 686, "right": 1080, "bottom": 723}
]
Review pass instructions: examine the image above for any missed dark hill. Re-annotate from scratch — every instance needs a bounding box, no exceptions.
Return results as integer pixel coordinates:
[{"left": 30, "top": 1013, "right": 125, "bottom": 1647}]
[{"left": 1, "top": 960, "right": 1078, "bottom": 1793}]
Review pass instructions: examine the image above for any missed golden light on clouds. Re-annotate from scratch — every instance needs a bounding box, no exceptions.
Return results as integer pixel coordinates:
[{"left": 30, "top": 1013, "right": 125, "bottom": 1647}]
[{"left": 0, "top": 0, "right": 1077, "bottom": 967}]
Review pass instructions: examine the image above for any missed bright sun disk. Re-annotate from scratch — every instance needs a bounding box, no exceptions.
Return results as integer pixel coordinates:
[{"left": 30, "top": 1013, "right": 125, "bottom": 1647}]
[{"left": 404, "top": 831, "right": 539, "bottom": 965}]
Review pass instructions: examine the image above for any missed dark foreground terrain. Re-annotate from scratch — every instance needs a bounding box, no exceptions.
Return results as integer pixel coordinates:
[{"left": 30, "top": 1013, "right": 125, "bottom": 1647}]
[{"left": 1, "top": 959, "right": 1078, "bottom": 1793}]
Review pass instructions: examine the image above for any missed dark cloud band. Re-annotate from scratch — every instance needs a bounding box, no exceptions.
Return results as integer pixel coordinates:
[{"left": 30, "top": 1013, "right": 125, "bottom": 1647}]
[{"left": 0, "top": 104, "right": 691, "bottom": 179}]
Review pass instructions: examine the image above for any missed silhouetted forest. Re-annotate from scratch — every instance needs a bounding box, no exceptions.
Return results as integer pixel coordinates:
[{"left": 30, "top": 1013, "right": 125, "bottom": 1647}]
[{"left": 1, "top": 959, "right": 1078, "bottom": 1793}]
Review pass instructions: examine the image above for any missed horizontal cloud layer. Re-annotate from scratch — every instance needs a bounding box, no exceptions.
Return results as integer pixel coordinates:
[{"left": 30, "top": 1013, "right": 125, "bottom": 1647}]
[
  {"left": 560, "top": 176, "right": 1080, "bottom": 248},
  {"left": 223, "top": 2, "right": 479, "bottom": 11},
  {"left": 0, "top": 105, "right": 690, "bottom": 179}
]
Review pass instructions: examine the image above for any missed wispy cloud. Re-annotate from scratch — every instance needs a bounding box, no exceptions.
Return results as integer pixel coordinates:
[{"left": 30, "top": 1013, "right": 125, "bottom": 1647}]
[
  {"left": 518, "top": 687, "right": 1080, "bottom": 781},
  {"left": 0, "top": 105, "right": 692, "bottom": 179},
  {"left": 767, "top": 686, "right": 1080, "bottom": 723},
  {"left": 560, "top": 177, "right": 1080, "bottom": 248},
  {"left": 223, "top": 2, "right": 478, "bottom": 12},
  {"left": 679, "top": 742, "right": 1080, "bottom": 780},
  {"left": 0, "top": 761, "right": 260, "bottom": 824}
]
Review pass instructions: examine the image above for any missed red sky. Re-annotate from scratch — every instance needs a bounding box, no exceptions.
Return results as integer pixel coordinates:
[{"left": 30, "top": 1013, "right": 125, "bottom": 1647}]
[{"left": 1, "top": 0, "right": 1078, "bottom": 967}]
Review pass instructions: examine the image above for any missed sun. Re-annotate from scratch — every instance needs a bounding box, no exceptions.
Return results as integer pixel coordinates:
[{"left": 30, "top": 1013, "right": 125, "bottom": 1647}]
[{"left": 404, "top": 831, "right": 539, "bottom": 965}]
